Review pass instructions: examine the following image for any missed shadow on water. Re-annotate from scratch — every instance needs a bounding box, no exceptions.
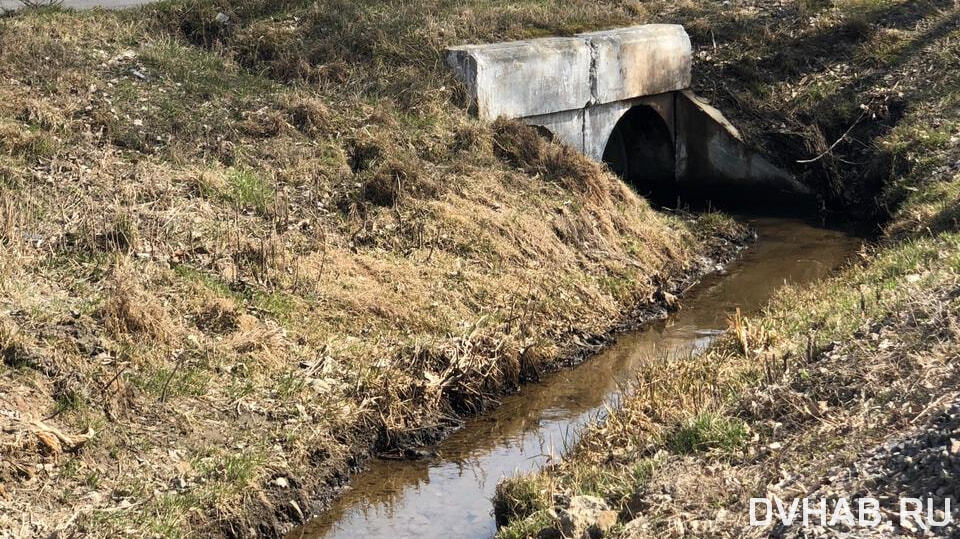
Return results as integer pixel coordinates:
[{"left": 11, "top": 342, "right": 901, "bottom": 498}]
[{"left": 288, "top": 216, "right": 863, "bottom": 539}]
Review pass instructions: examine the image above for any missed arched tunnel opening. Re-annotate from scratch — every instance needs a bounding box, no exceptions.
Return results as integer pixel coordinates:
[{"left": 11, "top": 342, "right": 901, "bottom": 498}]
[
  {"left": 601, "top": 105, "right": 678, "bottom": 207},
  {"left": 600, "top": 101, "right": 817, "bottom": 213}
]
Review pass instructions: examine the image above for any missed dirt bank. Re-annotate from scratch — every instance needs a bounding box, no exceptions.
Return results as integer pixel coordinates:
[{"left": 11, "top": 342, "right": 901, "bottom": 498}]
[{"left": 0, "top": 4, "right": 751, "bottom": 537}]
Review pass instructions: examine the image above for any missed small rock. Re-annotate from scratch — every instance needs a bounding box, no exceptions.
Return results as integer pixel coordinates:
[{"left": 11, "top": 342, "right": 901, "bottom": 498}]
[
  {"left": 559, "top": 496, "right": 618, "bottom": 538},
  {"left": 271, "top": 476, "right": 290, "bottom": 488},
  {"left": 594, "top": 510, "right": 618, "bottom": 532},
  {"left": 621, "top": 517, "right": 647, "bottom": 535},
  {"left": 214, "top": 12, "right": 230, "bottom": 24}
]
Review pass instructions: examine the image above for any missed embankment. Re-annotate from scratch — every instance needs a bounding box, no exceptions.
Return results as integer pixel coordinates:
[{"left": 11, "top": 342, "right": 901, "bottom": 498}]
[
  {"left": 0, "top": 3, "right": 749, "bottom": 537},
  {"left": 494, "top": 0, "right": 960, "bottom": 536}
]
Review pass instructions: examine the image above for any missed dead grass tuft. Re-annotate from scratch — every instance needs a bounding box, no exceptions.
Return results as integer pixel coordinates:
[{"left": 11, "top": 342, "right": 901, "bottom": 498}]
[
  {"left": 239, "top": 107, "right": 288, "bottom": 138},
  {"left": 345, "top": 137, "right": 386, "bottom": 174},
  {"left": 492, "top": 119, "right": 607, "bottom": 202},
  {"left": 195, "top": 297, "right": 241, "bottom": 334},
  {"left": 286, "top": 96, "right": 330, "bottom": 135},
  {"left": 0, "top": 194, "right": 19, "bottom": 247},
  {"left": 101, "top": 260, "right": 173, "bottom": 342},
  {"left": 0, "top": 318, "right": 33, "bottom": 370},
  {"left": 94, "top": 213, "right": 140, "bottom": 254},
  {"left": 362, "top": 157, "right": 438, "bottom": 208},
  {"left": 450, "top": 121, "right": 493, "bottom": 155},
  {"left": 0, "top": 121, "right": 57, "bottom": 160}
]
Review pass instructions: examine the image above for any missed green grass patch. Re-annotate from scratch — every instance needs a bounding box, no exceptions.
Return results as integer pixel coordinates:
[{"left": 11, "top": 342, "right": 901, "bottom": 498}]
[
  {"left": 252, "top": 290, "right": 296, "bottom": 321},
  {"left": 496, "top": 510, "right": 556, "bottom": 539},
  {"left": 493, "top": 476, "right": 550, "bottom": 527},
  {"left": 129, "top": 360, "right": 213, "bottom": 400},
  {"left": 193, "top": 448, "right": 265, "bottom": 492},
  {"left": 224, "top": 168, "right": 275, "bottom": 215},
  {"left": 140, "top": 39, "right": 274, "bottom": 99},
  {"left": 663, "top": 413, "right": 749, "bottom": 454},
  {"left": 173, "top": 264, "right": 241, "bottom": 300}
]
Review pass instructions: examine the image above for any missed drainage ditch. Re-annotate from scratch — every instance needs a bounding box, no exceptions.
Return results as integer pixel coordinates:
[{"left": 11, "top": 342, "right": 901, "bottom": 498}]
[{"left": 287, "top": 215, "right": 862, "bottom": 539}]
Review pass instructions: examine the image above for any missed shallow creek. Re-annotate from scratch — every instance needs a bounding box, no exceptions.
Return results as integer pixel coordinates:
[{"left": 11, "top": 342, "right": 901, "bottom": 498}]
[{"left": 290, "top": 216, "right": 862, "bottom": 539}]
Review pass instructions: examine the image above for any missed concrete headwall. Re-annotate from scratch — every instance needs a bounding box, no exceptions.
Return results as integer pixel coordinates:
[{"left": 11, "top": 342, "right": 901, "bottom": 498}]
[
  {"left": 446, "top": 25, "right": 691, "bottom": 122},
  {"left": 580, "top": 26, "right": 692, "bottom": 106}
]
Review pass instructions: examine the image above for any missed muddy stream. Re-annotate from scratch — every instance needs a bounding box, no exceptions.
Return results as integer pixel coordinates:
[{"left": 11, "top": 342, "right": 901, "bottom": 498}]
[{"left": 290, "top": 216, "right": 862, "bottom": 539}]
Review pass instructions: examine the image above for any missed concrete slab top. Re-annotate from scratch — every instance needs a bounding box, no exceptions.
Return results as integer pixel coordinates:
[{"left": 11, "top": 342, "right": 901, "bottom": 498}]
[{"left": 446, "top": 24, "right": 692, "bottom": 120}]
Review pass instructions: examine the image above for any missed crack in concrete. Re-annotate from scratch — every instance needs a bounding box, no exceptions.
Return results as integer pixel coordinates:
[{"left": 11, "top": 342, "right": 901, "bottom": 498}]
[
  {"left": 586, "top": 37, "right": 599, "bottom": 107},
  {"left": 583, "top": 37, "right": 600, "bottom": 153}
]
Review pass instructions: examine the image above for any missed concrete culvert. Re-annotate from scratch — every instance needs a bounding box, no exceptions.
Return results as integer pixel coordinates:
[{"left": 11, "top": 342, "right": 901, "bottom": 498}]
[
  {"left": 447, "top": 26, "right": 814, "bottom": 212},
  {"left": 601, "top": 105, "right": 676, "bottom": 203}
]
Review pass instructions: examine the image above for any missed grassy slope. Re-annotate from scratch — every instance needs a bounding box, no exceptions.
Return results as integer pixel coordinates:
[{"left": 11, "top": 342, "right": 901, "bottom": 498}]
[
  {"left": 495, "top": 0, "right": 960, "bottom": 536},
  {"left": 0, "top": 2, "right": 748, "bottom": 537}
]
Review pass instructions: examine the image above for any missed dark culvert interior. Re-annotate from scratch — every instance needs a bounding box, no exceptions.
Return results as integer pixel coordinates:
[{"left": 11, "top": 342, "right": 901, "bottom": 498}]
[
  {"left": 600, "top": 102, "right": 822, "bottom": 214},
  {"left": 601, "top": 105, "right": 677, "bottom": 205}
]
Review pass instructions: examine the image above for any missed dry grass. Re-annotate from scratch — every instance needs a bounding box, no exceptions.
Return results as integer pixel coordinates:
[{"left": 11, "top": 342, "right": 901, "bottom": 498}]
[
  {"left": 0, "top": 3, "right": 746, "bottom": 537},
  {"left": 101, "top": 260, "right": 174, "bottom": 342}
]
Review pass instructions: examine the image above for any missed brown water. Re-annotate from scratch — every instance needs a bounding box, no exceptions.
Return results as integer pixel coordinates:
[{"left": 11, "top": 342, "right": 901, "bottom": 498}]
[{"left": 290, "top": 216, "right": 861, "bottom": 539}]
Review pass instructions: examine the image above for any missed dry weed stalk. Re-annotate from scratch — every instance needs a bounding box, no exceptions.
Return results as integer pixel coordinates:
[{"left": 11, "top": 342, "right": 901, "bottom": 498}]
[
  {"left": 728, "top": 307, "right": 749, "bottom": 357},
  {"left": 0, "top": 194, "right": 17, "bottom": 247}
]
